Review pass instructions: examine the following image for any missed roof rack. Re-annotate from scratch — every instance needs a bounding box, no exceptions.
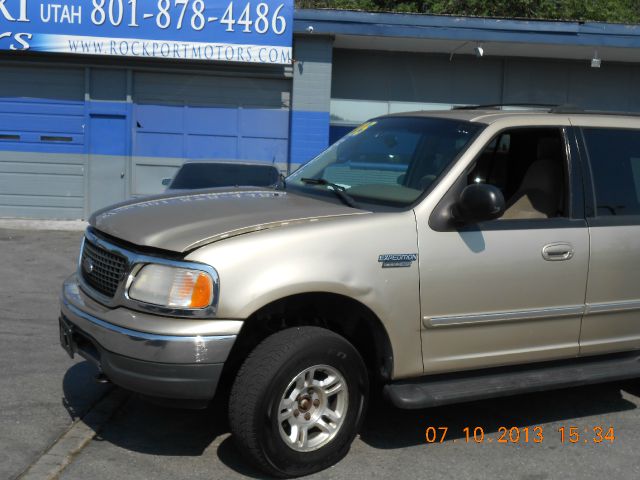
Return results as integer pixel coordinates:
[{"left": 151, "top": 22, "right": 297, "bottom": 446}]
[
  {"left": 550, "top": 105, "right": 640, "bottom": 117},
  {"left": 453, "top": 103, "right": 558, "bottom": 111},
  {"left": 453, "top": 104, "right": 640, "bottom": 117}
]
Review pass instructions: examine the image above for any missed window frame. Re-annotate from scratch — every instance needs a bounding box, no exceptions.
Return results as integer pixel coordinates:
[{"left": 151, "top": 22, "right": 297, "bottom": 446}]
[{"left": 578, "top": 126, "right": 640, "bottom": 227}]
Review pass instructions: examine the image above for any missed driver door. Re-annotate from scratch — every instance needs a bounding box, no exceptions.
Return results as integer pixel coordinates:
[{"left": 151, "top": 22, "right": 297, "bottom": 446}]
[{"left": 418, "top": 126, "right": 589, "bottom": 374}]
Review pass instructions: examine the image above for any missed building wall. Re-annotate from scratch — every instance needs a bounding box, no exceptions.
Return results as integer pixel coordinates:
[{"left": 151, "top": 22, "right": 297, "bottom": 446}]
[
  {"left": 4, "top": 40, "right": 640, "bottom": 220},
  {"left": 289, "top": 35, "right": 333, "bottom": 170},
  {"left": 503, "top": 58, "right": 640, "bottom": 111},
  {"left": 333, "top": 50, "right": 503, "bottom": 106},
  {"left": 330, "top": 49, "right": 640, "bottom": 133},
  {"left": 0, "top": 57, "right": 291, "bottom": 219}
]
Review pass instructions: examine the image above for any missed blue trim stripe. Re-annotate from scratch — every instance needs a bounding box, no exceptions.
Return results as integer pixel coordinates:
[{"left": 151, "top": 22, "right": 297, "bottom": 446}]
[
  {"left": 0, "top": 97, "right": 293, "bottom": 163},
  {"left": 0, "top": 97, "right": 85, "bottom": 154},
  {"left": 294, "top": 9, "right": 640, "bottom": 49}
]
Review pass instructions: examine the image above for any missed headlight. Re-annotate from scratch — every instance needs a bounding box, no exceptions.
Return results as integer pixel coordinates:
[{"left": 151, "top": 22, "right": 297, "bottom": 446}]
[{"left": 128, "top": 264, "right": 214, "bottom": 309}]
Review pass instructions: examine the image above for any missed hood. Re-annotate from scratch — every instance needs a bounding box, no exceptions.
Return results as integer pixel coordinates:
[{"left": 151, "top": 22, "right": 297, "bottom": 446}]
[{"left": 90, "top": 188, "right": 368, "bottom": 253}]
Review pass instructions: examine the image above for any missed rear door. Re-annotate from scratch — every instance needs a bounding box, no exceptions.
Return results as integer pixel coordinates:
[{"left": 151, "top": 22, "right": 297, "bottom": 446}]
[{"left": 577, "top": 123, "right": 640, "bottom": 355}]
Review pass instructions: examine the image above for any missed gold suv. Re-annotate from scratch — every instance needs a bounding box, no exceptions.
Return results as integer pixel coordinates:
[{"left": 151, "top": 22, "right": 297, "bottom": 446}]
[{"left": 59, "top": 106, "right": 640, "bottom": 477}]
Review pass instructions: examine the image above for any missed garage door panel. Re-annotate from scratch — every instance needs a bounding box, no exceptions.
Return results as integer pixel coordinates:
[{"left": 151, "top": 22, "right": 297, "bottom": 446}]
[
  {"left": 239, "top": 109, "right": 289, "bottom": 139},
  {"left": 0, "top": 65, "right": 86, "bottom": 219},
  {"left": 133, "top": 71, "right": 290, "bottom": 197},
  {"left": 0, "top": 172, "right": 83, "bottom": 196},
  {"left": 186, "top": 135, "right": 237, "bottom": 159},
  {"left": 136, "top": 132, "right": 184, "bottom": 158},
  {"left": 0, "top": 161, "right": 83, "bottom": 175},
  {"left": 0, "top": 193, "right": 82, "bottom": 208},
  {"left": 185, "top": 107, "right": 238, "bottom": 136},
  {"left": 0, "top": 66, "right": 84, "bottom": 101},
  {"left": 232, "top": 88, "right": 287, "bottom": 107},
  {"left": 0, "top": 112, "right": 84, "bottom": 135},
  {"left": 0, "top": 136, "right": 84, "bottom": 153},
  {"left": 0, "top": 204, "right": 84, "bottom": 219},
  {"left": 134, "top": 72, "right": 288, "bottom": 108},
  {"left": 135, "top": 104, "right": 184, "bottom": 132},
  {"left": 0, "top": 100, "right": 84, "bottom": 116},
  {"left": 0, "top": 152, "right": 84, "bottom": 165},
  {"left": 239, "top": 137, "right": 288, "bottom": 163}
]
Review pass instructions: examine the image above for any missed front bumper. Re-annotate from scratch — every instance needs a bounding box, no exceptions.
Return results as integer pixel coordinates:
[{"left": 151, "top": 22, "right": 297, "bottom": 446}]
[{"left": 60, "top": 274, "right": 241, "bottom": 401}]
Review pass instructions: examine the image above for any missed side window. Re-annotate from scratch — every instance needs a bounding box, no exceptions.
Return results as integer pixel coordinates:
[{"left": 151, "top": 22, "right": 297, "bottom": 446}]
[
  {"left": 583, "top": 128, "right": 640, "bottom": 216},
  {"left": 468, "top": 128, "right": 567, "bottom": 220}
]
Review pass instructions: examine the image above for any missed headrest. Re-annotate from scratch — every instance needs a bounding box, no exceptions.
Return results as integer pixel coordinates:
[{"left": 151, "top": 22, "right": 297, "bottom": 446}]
[{"left": 521, "top": 159, "right": 562, "bottom": 193}]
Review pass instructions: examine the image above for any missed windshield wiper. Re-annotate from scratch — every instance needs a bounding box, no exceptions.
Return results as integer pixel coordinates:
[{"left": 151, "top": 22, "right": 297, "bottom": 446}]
[{"left": 300, "top": 178, "right": 358, "bottom": 208}]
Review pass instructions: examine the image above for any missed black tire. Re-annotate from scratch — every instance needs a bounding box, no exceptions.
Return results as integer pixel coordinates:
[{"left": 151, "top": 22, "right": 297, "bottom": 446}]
[{"left": 228, "top": 326, "right": 368, "bottom": 478}]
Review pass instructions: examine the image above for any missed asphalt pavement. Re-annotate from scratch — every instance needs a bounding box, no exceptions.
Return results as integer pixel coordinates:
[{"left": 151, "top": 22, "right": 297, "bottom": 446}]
[
  {"left": 0, "top": 228, "right": 109, "bottom": 480},
  {"left": 2, "top": 227, "right": 640, "bottom": 480},
  {"left": 58, "top": 384, "right": 640, "bottom": 480}
]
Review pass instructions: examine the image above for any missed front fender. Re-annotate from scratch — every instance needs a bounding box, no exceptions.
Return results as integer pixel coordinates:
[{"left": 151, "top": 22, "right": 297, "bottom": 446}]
[{"left": 186, "top": 211, "right": 423, "bottom": 379}]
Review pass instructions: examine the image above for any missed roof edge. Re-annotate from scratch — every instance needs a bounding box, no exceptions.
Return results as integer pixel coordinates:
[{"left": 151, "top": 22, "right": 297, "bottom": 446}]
[{"left": 293, "top": 8, "right": 640, "bottom": 49}]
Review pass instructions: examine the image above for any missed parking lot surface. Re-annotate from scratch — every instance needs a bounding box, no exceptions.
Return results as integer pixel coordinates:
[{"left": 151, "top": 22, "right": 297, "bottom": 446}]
[
  {"left": 0, "top": 228, "right": 108, "bottom": 480},
  {"left": 60, "top": 384, "right": 640, "bottom": 480},
  {"left": 2, "top": 227, "right": 640, "bottom": 479}
]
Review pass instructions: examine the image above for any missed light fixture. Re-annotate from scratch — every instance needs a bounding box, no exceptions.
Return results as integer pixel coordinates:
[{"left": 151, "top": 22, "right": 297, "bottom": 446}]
[{"left": 591, "top": 50, "right": 601, "bottom": 68}]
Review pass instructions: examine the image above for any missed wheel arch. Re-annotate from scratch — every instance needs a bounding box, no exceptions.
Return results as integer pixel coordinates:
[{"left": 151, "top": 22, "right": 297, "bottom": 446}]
[{"left": 219, "top": 292, "right": 395, "bottom": 391}]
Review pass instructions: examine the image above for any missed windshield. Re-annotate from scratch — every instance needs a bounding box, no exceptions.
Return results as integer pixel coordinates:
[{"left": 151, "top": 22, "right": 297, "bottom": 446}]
[{"left": 287, "top": 117, "right": 483, "bottom": 207}]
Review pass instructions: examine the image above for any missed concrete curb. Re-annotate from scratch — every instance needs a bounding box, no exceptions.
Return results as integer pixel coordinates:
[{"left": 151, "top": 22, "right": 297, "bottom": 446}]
[{"left": 18, "top": 388, "right": 130, "bottom": 480}]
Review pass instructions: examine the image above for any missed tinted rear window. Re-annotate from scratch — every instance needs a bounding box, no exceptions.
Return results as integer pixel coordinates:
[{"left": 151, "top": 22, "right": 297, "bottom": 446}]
[
  {"left": 170, "top": 163, "right": 279, "bottom": 190},
  {"left": 583, "top": 128, "right": 640, "bottom": 216}
]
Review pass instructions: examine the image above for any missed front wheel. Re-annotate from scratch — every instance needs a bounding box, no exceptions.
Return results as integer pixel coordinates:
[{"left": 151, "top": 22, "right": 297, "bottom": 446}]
[{"left": 229, "top": 326, "right": 368, "bottom": 478}]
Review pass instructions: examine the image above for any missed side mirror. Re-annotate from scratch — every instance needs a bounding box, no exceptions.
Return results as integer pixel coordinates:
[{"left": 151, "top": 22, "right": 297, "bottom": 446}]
[
  {"left": 161, "top": 178, "right": 171, "bottom": 187},
  {"left": 452, "top": 183, "right": 505, "bottom": 223}
]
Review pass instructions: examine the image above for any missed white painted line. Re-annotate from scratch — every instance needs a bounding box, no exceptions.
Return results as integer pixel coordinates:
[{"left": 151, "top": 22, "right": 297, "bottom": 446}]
[{"left": 18, "top": 389, "right": 130, "bottom": 480}]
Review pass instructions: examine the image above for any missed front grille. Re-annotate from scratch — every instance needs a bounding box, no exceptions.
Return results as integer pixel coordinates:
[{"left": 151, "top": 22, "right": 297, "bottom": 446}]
[{"left": 81, "top": 239, "right": 127, "bottom": 298}]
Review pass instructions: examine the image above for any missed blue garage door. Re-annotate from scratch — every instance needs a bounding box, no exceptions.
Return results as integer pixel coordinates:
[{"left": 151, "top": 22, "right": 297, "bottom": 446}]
[
  {"left": 0, "top": 66, "right": 85, "bottom": 219},
  {"left": 132, "top": 72, "right": 290, "bottom": 196}
]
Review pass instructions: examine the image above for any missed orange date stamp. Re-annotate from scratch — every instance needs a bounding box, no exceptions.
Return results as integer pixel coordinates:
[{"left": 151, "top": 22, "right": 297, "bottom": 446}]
[{"left": 425, "top": 426, "right": 615, "bottom": 444}]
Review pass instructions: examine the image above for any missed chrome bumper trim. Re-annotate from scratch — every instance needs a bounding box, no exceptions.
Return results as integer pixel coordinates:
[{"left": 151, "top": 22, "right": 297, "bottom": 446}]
[
  {"left": 65, "top": 300, "right": 234, "bottom": 344},
  {"left": 61, "top": 290, "right": 236, "bottom": 364}
]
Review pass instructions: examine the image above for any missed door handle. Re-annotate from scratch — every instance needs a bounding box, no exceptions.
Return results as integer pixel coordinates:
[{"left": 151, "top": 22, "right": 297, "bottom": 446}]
[
  {"left": 120, "top": 172, "right": 125, "bottom": 179},
  {"left": 542, "top": 243, "right": 574, "bottom": 261}
]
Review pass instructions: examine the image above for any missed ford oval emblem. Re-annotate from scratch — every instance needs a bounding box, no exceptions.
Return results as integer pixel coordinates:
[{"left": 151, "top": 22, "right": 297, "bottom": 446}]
[{"left": 83, "top": 257, "right": 95, "bottom": 274}]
